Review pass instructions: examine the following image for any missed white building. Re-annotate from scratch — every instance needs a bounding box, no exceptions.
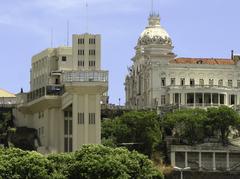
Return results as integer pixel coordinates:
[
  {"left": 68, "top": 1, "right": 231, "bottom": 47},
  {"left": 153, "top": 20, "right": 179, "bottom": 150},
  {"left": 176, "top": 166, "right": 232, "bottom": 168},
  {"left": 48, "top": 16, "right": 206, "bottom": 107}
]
[
  {"left": 16, "top": 33, "right": 108, "bottom": 153},
  {"left": 125, "top": 13, "right": 240, "bottom": 110}
]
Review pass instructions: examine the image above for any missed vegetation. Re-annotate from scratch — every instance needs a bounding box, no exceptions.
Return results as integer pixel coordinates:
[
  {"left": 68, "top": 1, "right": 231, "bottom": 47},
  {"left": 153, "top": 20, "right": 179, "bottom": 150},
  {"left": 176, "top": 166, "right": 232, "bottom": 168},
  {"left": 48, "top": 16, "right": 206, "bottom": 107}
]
[
  {"left": 163, "top": 106, "right": 240, "bottom": 145},
  {"left": 0, "top": 145, "right": 163, "bottom": 179},
  {"left": 102, "top": 111, "right": 162, "bottom": 157},
  {"left": 0, "top": 111, "right": 15, "bottom": 147}
]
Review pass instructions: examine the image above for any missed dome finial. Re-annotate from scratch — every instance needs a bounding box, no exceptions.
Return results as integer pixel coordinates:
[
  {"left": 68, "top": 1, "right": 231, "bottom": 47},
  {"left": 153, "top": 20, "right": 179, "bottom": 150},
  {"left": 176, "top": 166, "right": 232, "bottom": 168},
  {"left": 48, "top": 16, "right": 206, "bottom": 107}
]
[{"left": 150, "top": 0, "right": 159, "bottom": 17}]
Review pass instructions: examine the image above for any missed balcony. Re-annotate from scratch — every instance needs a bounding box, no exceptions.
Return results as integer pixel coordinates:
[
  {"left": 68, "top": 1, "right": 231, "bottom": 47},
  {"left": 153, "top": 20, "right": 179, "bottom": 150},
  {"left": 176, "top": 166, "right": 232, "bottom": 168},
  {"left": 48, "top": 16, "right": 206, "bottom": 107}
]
[
  {"left": 166, "top": 85, "right": 238, "bottom": 92},
  {"left": 62, "top": 71, "right": 108, "bottom": 83},
  {"left": 26, "top": 85, "right": 64, "bottom": 103}
]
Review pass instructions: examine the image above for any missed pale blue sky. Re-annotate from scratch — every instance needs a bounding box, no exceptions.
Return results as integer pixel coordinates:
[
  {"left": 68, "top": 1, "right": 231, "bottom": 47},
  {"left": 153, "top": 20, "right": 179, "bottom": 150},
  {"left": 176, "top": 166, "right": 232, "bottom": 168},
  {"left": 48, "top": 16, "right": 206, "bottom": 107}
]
[{"left": 1, "top": 0, "right": 240, "bottom": 104}]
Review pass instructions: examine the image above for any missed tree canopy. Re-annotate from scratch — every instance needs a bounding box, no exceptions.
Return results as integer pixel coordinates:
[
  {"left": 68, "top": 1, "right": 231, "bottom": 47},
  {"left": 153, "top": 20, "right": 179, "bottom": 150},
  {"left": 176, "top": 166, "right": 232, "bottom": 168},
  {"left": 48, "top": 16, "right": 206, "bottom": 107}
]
[
  {"left": 102, "top": 111, "right": 162, "bottom": 157},
  {"left": 163, "top": 106, "right": 240, "bottom": 145},
  {"left": 0, "top": 145, "right": 163, "bottom": 179}
]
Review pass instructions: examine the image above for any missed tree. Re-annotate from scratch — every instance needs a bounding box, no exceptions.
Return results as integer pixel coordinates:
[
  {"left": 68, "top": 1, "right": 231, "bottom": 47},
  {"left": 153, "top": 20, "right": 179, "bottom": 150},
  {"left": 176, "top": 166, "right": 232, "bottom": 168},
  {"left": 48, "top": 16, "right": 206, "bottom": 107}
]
[
  {"left": 67, "top": 145, "right": 163, "bottom": 179},
  {"left": 102, "top": 111, "right": 162, "bottom": 156},
  {"left": 163, "top": 108, "right": 207, "bottom": 144},
  {"left": 207, "top": 106, "right": 240, "bottom": 145}
]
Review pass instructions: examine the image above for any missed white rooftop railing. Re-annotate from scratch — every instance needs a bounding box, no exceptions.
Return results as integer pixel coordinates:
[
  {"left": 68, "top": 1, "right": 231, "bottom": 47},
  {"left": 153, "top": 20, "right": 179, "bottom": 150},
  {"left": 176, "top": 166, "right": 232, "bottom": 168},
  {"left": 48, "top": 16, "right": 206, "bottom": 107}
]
[{"left": 62, "top": 71, "right": 108, "bottom": 83}]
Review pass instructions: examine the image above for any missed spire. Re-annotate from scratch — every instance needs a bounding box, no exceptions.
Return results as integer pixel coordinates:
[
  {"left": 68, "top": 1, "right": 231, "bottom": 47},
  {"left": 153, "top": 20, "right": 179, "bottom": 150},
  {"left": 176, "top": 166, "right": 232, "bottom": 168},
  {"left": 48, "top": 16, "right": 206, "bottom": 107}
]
[
  {"left": 150, "top": 0, "right": 159, "bottom": 17},
  {"left": 149, "top": 0, "right": 160, "bottom": 27}
]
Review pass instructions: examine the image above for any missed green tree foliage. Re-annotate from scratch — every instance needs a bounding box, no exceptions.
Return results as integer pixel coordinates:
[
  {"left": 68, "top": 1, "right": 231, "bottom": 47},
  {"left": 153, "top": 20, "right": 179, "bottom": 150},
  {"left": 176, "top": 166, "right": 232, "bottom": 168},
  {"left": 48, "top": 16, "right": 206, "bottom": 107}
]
[
  {"left": 207, "top": 106, "right": 240, "bottom": 145},
  {"left": 163, "top": 106, "right": 240, "bottom": 145},
  {"left": 102, "top": 111, "right": 162, "bottom": 156},
  {"left": 0, "top": 147, "right": 53, "bottom": 179},
  {"left": 163, "top": 108, "right": 207, "bottom": 144},
  {"left": 0, "top": 145, "right": 163, "bottom": 179}
]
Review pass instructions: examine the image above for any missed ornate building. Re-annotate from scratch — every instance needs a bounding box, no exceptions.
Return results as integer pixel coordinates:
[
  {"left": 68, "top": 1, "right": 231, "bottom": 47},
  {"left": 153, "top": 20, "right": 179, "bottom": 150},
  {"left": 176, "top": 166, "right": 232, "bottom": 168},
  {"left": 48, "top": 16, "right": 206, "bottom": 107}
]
[
  {"left": 125, "top": 13, "right": 240, "bottom": 110},
  {"left": 16, "top": 33, "right": 108, "bottom": 153}
]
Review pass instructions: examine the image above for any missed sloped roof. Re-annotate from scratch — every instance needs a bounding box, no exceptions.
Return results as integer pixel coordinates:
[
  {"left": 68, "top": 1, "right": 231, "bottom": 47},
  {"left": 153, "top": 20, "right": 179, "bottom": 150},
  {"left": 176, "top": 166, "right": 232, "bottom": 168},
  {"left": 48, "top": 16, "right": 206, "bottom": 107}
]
[
  {"left": 0, "top": 89, "right": 16, "bottom": 98},
  {"left": 170, "top": 58, "right": 235, "bottom": 65}
]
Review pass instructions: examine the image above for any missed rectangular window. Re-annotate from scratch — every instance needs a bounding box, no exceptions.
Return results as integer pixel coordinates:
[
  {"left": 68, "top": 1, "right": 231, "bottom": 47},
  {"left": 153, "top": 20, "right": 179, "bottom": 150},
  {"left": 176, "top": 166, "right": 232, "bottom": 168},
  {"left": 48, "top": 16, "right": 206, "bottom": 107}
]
[
  {"left": 78, "top": 113, "right": 84, "bottom": 124},
  {"left": 228, "top": 80, "right": 233, "bottom": 87},
  {"left": 170, "top": 78, "right": 175, "bottom": 85},
  {"left": 89, "top": 38, "right": 96, "bottom": 44},
  {"left": 62, "top": 56, "right": 67, "bottom": 62},
  {"left": 78, "top": 60, "right": 84, "bottom": 67},
  {"left": 209, "top": 79, "right": 214, "bottom": 86},
  {"left": 180, "top": 78, "right": 185, "bottom": 86},
  {"left": 161, "top": 95, "right": 166, "bottom": 105},
  {"left": 89, "top": 113, "right": 96, "bottom": 124},
  {"left": 199, "top": 79, "right": 204, "bottom": 86},
  {"left": 89, "top": 60, "right": 96, "bottom": 67},
  {"left": 78, "top": 38, "right": 84, "bottom": 44},
  {"left": 64, "top": 120, "right": 68, "bottom": 135},
  {"left": 190, "top": 79, "right": 195, "bottom": 86},
  {"left": 69, "top": 138, "right": 73, "bottom": 152},
  {"left": 218, "top": 79, "right": 223, "bottom": 86},
  {"left": 78, "top": 49, "right": 84, "bottom": 55},
  {"left": 69, "top": 119, "right": 72, "bottom": 135},
  {"left": 237, "top": 80, "right": 240, "bottom": 88},
  {"left": 89, "top": 49, "right": 95, "bottom": 56},
  {"left": 161, "top": 78, "right": 166, "bottom": 87}
]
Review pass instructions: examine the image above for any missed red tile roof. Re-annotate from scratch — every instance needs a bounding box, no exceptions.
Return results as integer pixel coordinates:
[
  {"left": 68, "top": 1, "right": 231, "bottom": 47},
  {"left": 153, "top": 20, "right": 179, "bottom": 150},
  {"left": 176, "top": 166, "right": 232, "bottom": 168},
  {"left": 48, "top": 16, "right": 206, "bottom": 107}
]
[{"left": 170, "top": 58, "right": 235, "bottom": 65}]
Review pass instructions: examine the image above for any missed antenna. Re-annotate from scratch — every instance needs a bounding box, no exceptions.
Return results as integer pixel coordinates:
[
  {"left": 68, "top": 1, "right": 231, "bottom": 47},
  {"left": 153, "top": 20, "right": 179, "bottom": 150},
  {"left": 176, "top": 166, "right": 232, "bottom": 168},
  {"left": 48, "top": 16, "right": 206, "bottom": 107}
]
[
  {"left": 85, "top": 0, "right": 89, "bottom": 33},
  {"left": 67, "top": 20, "right": 69, "bottom": 46},
  {"left": 151, "top": 0, "right": 154, "bottom": 15}
]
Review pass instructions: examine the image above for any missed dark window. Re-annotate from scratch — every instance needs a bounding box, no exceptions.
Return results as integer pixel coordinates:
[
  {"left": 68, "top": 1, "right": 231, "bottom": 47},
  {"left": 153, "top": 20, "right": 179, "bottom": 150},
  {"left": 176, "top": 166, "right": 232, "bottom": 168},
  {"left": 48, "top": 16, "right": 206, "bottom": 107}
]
[
  {"left": 62, "top": 56, "right": 67, "bottom": 61},
  {"left": 89, "top": 113, "right": 96, "bottom": 124},
  {"left": 78, "top": 60, "right": 84, "bottom": 67},
  {"left": 89, "top": 60, "right": 96, "bottom": 67},
  {"left": 181, "top": 78, "right": 185, "bottom": 86},
  {"left": 64, "top": 137, "right": 68, "bottom": 152},
  {"left": 78, "top": 38, "right": 84, "bottom": 44},
  {"left": 78, "top": 113, "right": 84, "bottom": 124},
  {"left": 89, "top": 38, "right": 96, "bottom": 44},
  {"left": 190, "top": 79, "right": 195, "bottom": 86},
  {"left": 89, "top": 49, "right": 95, "bottom": 56},
  {"left": 78, "top": 49, "right": 84, "bottom": 55},
  {"left": 161, "top": 78, "right": 166, "bottom": 87}
]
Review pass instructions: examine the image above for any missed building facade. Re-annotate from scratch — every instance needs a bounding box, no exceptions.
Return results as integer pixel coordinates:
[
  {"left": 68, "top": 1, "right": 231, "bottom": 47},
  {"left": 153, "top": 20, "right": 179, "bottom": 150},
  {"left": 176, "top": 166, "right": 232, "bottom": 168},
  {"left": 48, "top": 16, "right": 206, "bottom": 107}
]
[
  {"left": 125, "top": 13, "right": 240, "bottom": 110},
  {"left": 16, "top": 33, "right": 108, "bottom": 153}
]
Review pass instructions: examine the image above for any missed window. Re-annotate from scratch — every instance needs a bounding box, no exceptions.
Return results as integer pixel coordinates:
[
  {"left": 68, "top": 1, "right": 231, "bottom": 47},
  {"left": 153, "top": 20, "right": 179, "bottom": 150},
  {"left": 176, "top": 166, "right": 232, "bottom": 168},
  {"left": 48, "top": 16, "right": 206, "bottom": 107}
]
[
  {"left": 161, "top": 95, "right": 166, "bottom": 105},
  {"left": 78, "top": 60, "right": 84, "bottom": 67},
  {"left": 237, "top": 80, "right": 240, "bottom": 88},
  {"left": 170, "top": 78, "right": 175, "bottom": 85},
  {"left": 209, "top": 79, "right": 214, "bottom": 86},
  {"left": 180, "top": 78, "right": 185, "bottom": 86},
  {"left": 89, "top": 113, "right": 96, "bottom": 124},
  {"left": 190, "top": 79, "right": 195, "bottom": 86},
  {"left": 89, "top": 49, "right": 95, "bottom": 56},
  {"left": 228, "top": 80, "right": 233, "bottom": 87},
  {"left": 62, "top": 56, "right": 67, "bottom": 62},
  {"left": 161, "top": 78, "right": 166, "bottom": 87},
  {"left": 199, "top": 79, "right": 204, "bottom": 86},
  {"left": 78, "top": 38, "right": 84, "bottom": 44},
  {"left": 78, "top": 49, "right": 84, "bottom": 55},
  {"left": 89, "top": 60, "right": 96, "bottom": 67},
  {"left": 78, "top": 113, "right": 84, "bottom": 124},
  {"left": 89, "top": 38, "right": 95, "bottom": 44},
  {"left": 218, "top": 79, "right": 223, "bottom": 86}
]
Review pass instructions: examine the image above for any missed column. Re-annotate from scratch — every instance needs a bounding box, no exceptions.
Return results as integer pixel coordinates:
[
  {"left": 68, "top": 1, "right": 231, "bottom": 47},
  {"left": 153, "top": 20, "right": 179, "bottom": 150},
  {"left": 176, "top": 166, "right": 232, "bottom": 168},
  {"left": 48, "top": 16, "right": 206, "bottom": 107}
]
[
  {"left": 199, "top": 152, "right": 202, "bottom": 170},
  {"left": 194, "top": 93, "right": 196, "bottom": 108},
  {"left": 96, "top": 94, "right": 101, "bottom": 144},
  {"left": 72, "top": 94, "right": 79, "bottom": 151},
  {"left": 84, "top": 94, "right": 89, "bottom": 144},
  {"left": 181, "top": 93, "right": 185, "bottom": 105},
  {"left": 226, "top": 152, "right": 230, "bottom": 171},
  {"left": 213, "top": 152, "right": 216, "bottom": 171},
  {"left": 218, "top": 94, "right": 220, "bottom": 106},
  {"left": 185, "top": 152, "right": 188, "bottom": 168},
  {"left": 224, "top": 94, "right": 227, "bottom": 105},
  {"left": 170, "top": 93, "right": 173, "bottom": 105},
  {"left": 211, "top": 93, "right": 213, "bottom": 106},
  {"left": 171, "top": 151, "right": 176, "bottom": 167},
  {"left": 202, "top": 93, "right": 205, "bottom": 107}
]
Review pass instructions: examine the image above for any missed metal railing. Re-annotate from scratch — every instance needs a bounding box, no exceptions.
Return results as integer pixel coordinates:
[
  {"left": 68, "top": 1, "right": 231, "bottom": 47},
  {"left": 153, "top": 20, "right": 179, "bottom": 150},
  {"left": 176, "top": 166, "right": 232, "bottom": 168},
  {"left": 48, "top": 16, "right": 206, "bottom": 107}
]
[
  {"left": 62, "top": 71, "right": 108, "bottom": 83},
  {"left": 166, "top": 85, "right": 238, "bottom": 91}
]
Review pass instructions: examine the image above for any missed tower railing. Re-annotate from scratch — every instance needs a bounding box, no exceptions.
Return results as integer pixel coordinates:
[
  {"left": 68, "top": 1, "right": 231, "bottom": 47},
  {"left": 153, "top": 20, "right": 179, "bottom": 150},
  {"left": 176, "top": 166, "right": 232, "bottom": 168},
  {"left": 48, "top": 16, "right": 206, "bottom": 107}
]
[{"left": 62, "top": 71, "right": 108, "bottom": 83}]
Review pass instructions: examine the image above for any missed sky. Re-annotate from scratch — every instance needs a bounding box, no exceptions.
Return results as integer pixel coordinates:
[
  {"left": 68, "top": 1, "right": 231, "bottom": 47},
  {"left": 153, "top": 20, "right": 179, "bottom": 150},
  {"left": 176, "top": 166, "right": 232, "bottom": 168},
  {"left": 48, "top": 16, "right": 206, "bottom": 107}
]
[{"left": 1, "top": 0, "right": 240, "bottom": 105}]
